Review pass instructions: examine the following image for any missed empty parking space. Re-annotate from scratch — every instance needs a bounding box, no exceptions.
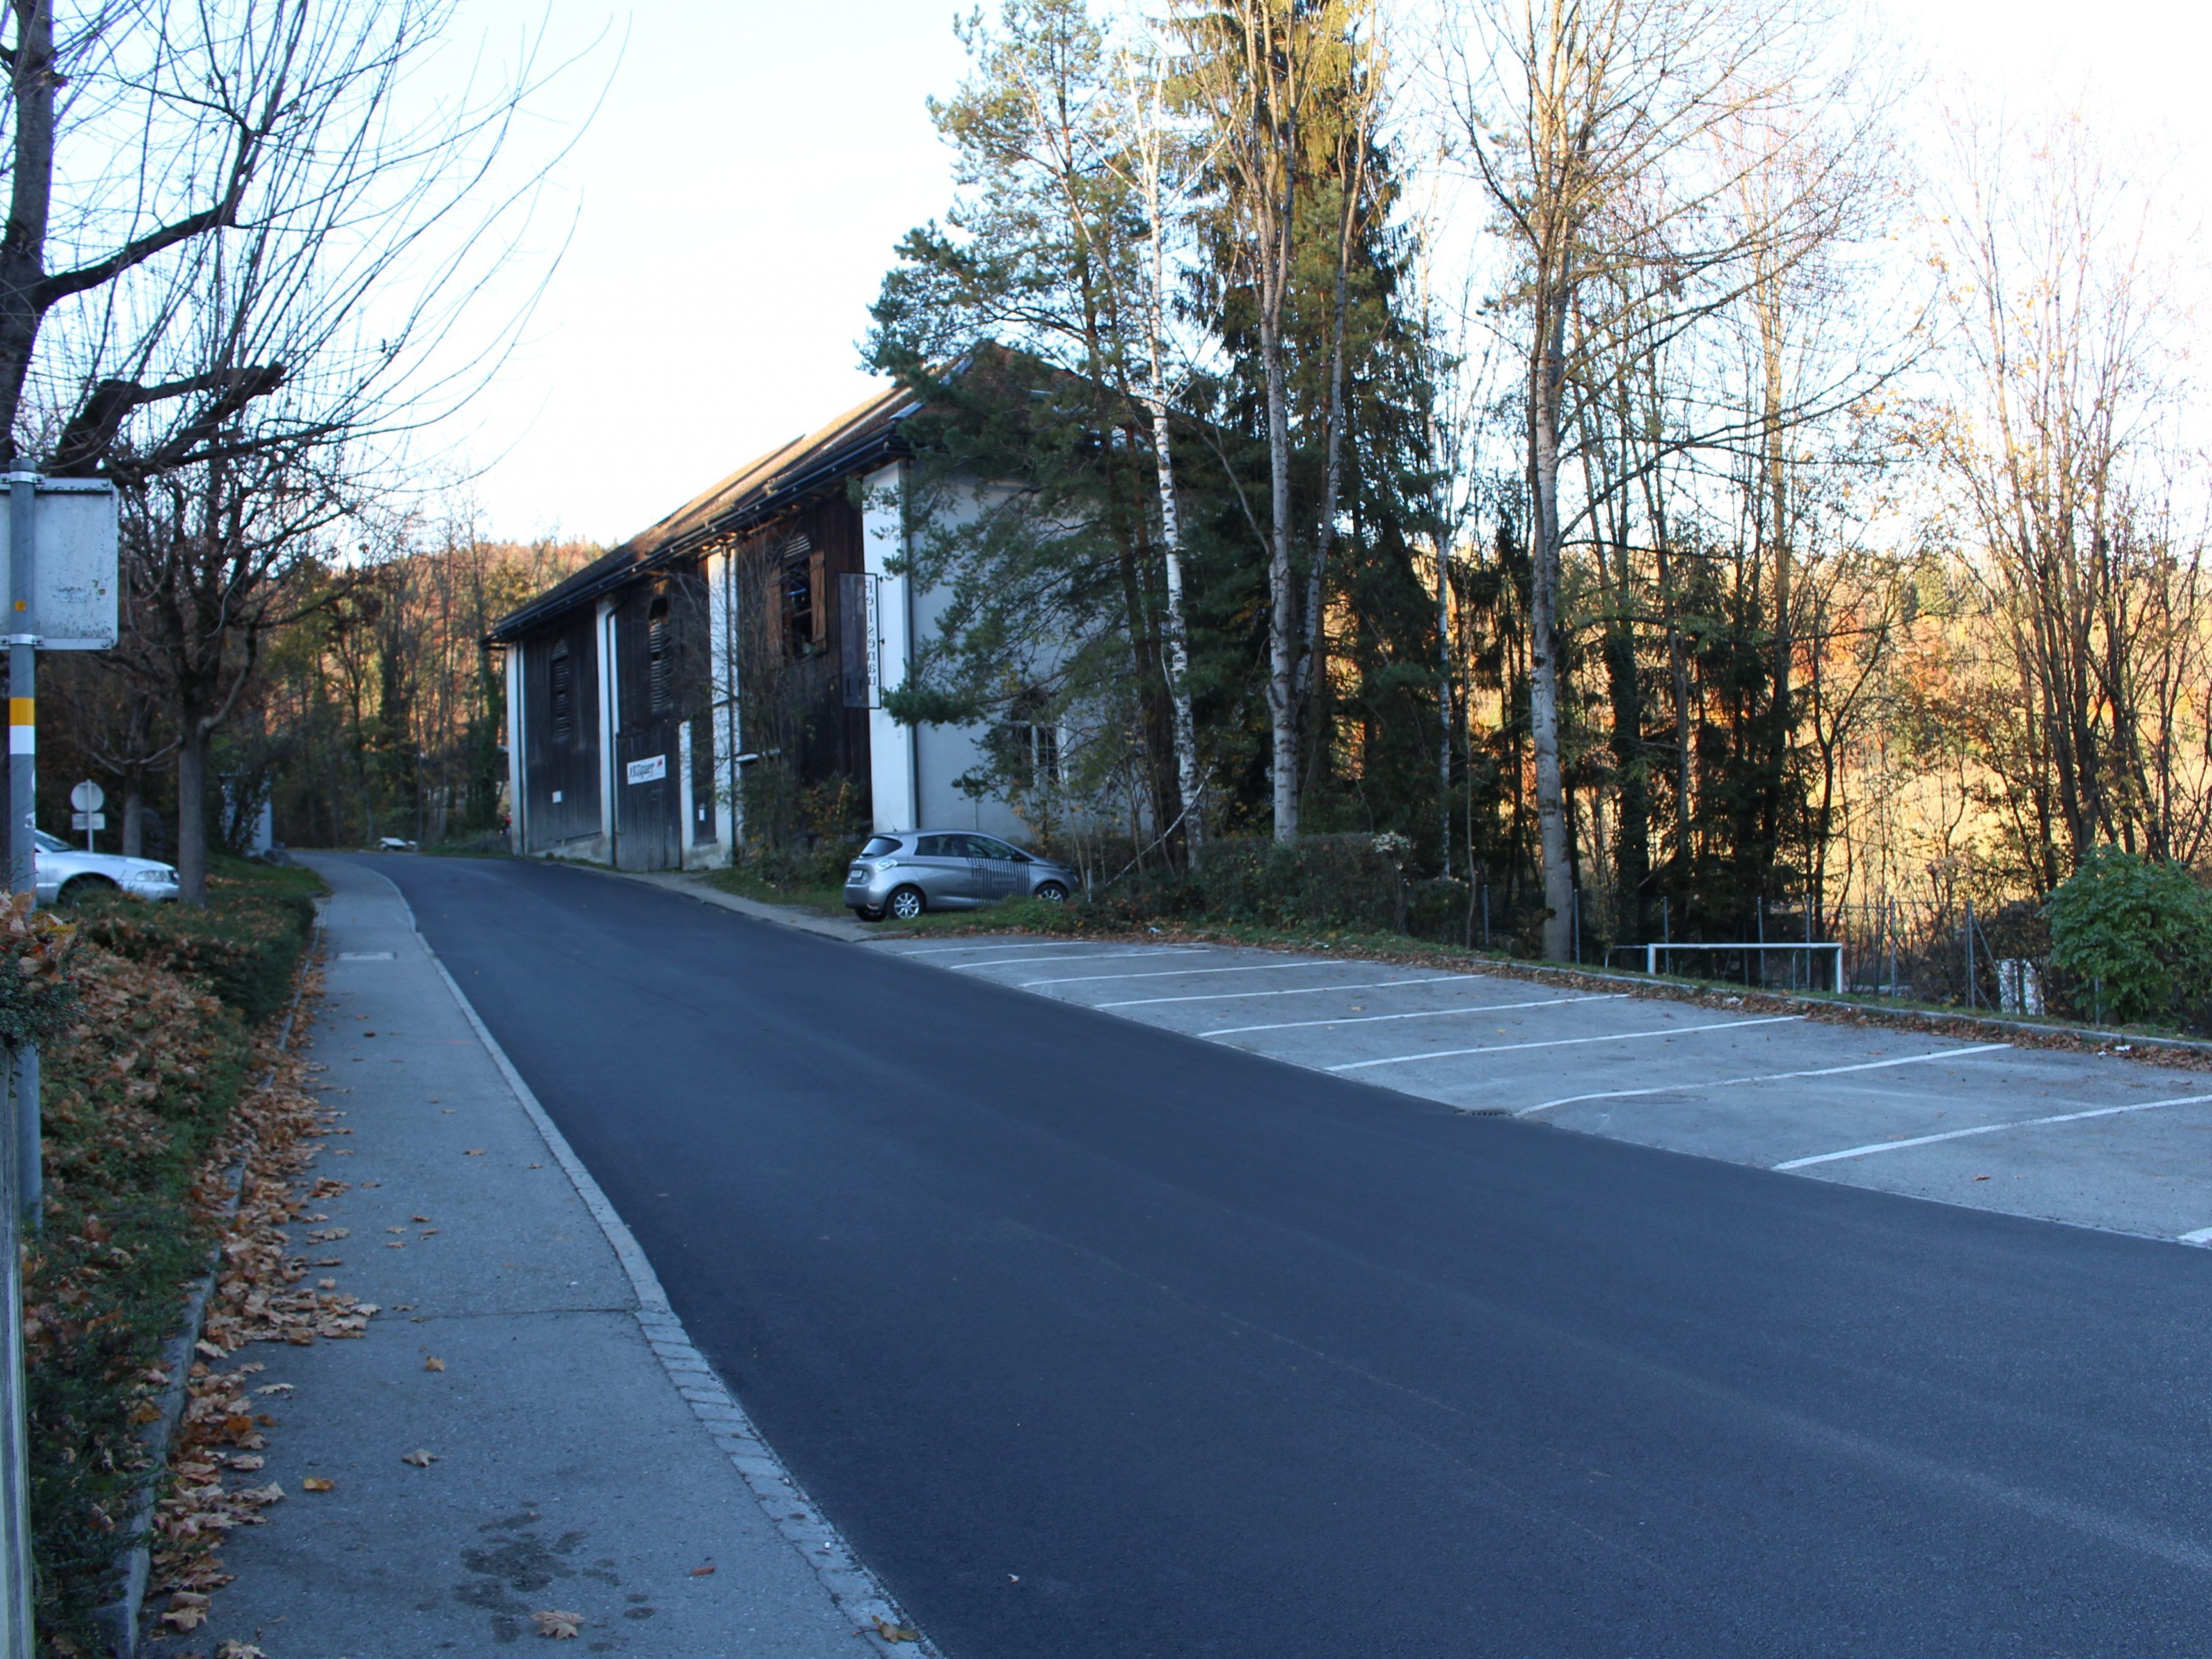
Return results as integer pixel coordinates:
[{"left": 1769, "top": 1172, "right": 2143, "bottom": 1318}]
[{"left": 869, "top": 934, "right": 2212, "bottom": 1243}]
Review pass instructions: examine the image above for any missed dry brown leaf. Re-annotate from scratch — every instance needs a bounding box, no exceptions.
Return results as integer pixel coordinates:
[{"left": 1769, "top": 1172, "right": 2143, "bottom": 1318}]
[
  {"left": 216, "top": 1641, "right": 269, "bottom": 1658},
  {"left": 464, "top": 1148, "right": 485, "bottom": 1156},
  {"left": 400, "top": 1448, "right": 437, "bottom": 1467},
  {"left": 423, "top": 1356, "right": 445, "bottom": 1372},
  {"left": 873, "top": 1616, "right": 920, "bottom": 1643},
  {"left": 300, "top": 1476, "right": 334, "bottom": 1493},
  {"left": 412, "top": 1214, "right": 432, "bottom": 1222},
  {"left": 690, "top": 1564, "right": 715, "bottom": 1576},
  {"left": 533, "top": 1609, "right": 584, "bottom": 1639}
]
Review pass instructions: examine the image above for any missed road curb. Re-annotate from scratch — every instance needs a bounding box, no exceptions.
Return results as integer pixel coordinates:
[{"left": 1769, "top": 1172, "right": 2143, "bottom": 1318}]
[{"left": 396, "top": 878, "right": 936, "bottom": 1657}]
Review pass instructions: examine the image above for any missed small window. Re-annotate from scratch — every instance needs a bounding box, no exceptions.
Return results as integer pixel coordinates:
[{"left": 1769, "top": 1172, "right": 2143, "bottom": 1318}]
[
  {"left": 647, "top": 596, "right": 672, "bottom": 714},
  {"left": 1029, "top": 724, "right": 1060, "bottom": 787},
  {"left": 781, "top": 533, "right": 817, "bottom": 657},
  {"left": 861, "top": 835, "right": 902, "bottom": 858},
  {"left": 550, "top": 640, "right": 572, "bottom": 741},
  {"left": 916, "top": 835, "right": 954, "bottom": 857}
]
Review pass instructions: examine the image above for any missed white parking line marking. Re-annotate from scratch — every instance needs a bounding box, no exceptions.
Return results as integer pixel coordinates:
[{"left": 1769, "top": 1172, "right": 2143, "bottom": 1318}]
[
  {"left": 1773, "top": 1091, "right": 2212, "bottom": 1170},
  {"left": 1512, "top": 1043, "right": 2016, "bottom": 1117},
  {"left": 2179, "top": 1227, "right": 2212, "bottom": 1246},
  {"left": 1326, "top": 1015, "right": 1801, "bottom": 1074},
  {"left": 1094, "top": 974, "right": 1468, "bottom": 1010},
  {"left": 882, "top": 939, "right": 1123, "bottom": 957},
  {"left": 952, "top": 949, "right": 1204, "bottom": 970},
  {"left": 1021, "top": 961, "right": 1341, "bottom": 989},
  {"left": 1203, "top": 993, "right": 1620, "bottom": 1038}
]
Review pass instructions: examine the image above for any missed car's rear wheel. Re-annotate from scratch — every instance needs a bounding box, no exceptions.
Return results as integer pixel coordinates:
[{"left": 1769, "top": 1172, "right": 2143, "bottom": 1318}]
[
  {"left": 856, "top": 905, "right": 886, "bottom": 923},
  {"left": 886, "top": 885, "right": 926, "bottom": 922},
  {"left": 1035, "top": 881, "right": 1069, "bottom": 904},
  {"left": 57, "top": 874, "right": 118, "bottom": 906}
]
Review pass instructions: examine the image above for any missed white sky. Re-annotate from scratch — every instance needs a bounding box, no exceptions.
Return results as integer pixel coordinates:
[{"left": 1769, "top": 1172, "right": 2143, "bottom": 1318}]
[{"left": 428, "top": 0, "right": 2210, "bottom": 549}]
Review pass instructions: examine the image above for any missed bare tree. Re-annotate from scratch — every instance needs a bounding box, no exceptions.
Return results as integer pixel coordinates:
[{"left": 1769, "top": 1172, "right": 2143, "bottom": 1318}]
[
  {"left": 1443, "top": 0, "right": 1882, "bottom": 955},
  {"left": 31, "top": 0, "right": 582, "bottom": 900},
  {"left": 1932, "top": 111, "right": 2211, "bottom": 886},
  {"left": 1180, "top": 0, "right": 1363, "bottom": 842}
]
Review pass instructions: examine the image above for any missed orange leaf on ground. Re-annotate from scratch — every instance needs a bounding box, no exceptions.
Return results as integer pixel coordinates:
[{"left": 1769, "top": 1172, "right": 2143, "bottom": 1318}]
[
  {"left": 424, "top": 1356, "right": 445, "bottom": 1372},
  {"left": 301, "top": 1476, "right": 335, "bottom": 1492},
  {"left": 533, "top": 1609, "right": 584, "bottom": 1638}
]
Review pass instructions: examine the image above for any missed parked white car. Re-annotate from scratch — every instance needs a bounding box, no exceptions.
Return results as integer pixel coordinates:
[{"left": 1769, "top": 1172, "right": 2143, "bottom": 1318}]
[{"left": 34, "top": 830, "right": 180, "bottom": 905}]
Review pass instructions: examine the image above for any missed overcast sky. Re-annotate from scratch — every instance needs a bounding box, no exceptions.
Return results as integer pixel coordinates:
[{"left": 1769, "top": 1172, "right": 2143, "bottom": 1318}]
[{"left": 426, "top": 0, "right": 2210, "bottom": 549}]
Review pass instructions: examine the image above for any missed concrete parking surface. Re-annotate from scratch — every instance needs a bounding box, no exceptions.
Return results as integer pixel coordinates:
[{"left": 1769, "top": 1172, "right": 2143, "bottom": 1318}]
[{"left": 868, "top": 935, "right": 2212, "bottom": 1243}]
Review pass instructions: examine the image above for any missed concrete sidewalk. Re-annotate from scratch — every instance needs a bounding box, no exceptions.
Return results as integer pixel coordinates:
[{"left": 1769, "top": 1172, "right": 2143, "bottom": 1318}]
[{"left": 191, "top": 857, "right": 917, "bottom": 1658}]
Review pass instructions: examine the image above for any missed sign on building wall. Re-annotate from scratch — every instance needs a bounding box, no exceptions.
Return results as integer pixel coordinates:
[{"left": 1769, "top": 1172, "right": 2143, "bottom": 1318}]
[{"left": 626, "top": 754, "right": 666, "bottom": 785}]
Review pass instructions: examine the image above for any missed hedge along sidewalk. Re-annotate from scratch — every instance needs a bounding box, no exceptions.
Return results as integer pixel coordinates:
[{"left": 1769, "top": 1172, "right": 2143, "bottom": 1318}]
[
  {"left": 26, "top": 860, "right": 325, "bottom": 1655},
  {"left": 190, "top": 855, "right": 914, "bottom": 1657},
  {"left": 91, "top": 925, "right": 325, "bottom": 1657}
]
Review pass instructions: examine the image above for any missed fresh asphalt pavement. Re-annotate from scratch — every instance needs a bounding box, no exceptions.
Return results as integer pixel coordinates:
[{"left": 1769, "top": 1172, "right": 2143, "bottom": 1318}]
[{"left": 379, "top": 853, "right": 2212, "bottom": 1657}]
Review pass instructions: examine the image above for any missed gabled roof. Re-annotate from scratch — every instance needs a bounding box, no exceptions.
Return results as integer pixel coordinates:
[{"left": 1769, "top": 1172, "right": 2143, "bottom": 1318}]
[{"left": 489, "top": 380, "right": 920, "bottom": 642}]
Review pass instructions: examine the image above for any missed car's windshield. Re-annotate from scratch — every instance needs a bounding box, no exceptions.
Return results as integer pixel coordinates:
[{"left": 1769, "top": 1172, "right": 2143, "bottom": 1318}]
[
  {"left": 860, "top": 836, "right": 902, "bottom": 858},
  {"left": 33, "top": 831, "right": 67, "bottom": 853}
]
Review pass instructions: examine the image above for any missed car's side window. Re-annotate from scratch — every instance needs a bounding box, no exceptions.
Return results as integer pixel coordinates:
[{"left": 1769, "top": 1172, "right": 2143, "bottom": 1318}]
[
  {"left": 916, "top": 835, "right": 953, "bottom": 858},
  {"left": 974, "top": 838, "right": 1021, "bottom": 861}
]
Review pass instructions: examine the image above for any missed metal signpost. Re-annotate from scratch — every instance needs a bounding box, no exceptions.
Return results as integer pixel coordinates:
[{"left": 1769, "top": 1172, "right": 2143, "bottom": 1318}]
[
  {"left": 69, "top": 779, "right": 103, "bottom": 850},
  {"left": 0, "top": 463, "right": 118, "bottom": 1657}
]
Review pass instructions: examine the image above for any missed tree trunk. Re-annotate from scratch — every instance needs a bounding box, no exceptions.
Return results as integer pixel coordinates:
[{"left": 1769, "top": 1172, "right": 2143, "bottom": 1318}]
[
  {"left": 1262, "top": 304, "right": 1298, "bottom": 843},
  {"left": 1530, "top": 301, "right": 1572, "bottom": 959},
  {"left": 176, "top": 714, "right": 209, "bottom": 905},
  {"left": 121, "top": 785, "right": 142, "bottom": 857},
  {"left": 0, "top": 0, "right": 54, "bottom": 457},
  {"left": 1149, "top": 401, "right": 1204, "bottom": 866}
]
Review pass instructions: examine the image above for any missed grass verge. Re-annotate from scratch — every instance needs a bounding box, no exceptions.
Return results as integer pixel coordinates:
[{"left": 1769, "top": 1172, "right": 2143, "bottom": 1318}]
[{"left": 30, "top": 856, "right": 326, "bottom": 1654}]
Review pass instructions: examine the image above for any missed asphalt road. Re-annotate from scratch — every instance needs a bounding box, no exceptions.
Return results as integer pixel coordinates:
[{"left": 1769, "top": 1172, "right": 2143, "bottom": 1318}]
[{"left": 373, "top": 854, "right": 2212, "bottom": 1658}]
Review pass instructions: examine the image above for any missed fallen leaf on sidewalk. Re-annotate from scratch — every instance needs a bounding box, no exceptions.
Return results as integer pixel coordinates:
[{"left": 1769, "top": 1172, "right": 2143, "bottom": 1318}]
[
  {"left": 386, "top": 1241, "right": 406, "bottom": 1250},
  {"left": 464, "top": 1148, "right": 485, "bottom": 1156},
  {"left": 313, "top": 1256, "right": 343, "bottom": 1266},
  {"left": 307, "top": 1227, "right": 348, "bottom": 1241},
  {"left": 317, "top": 1278, "right": 337, "bottom": 1290},
  {"left": 529, "top": 1162, "right": 541, "bottom": 1169},
  {"left": 424, "top": 1356, "right": 445, "bottom": 1372},
  {"left": 400, "top": 1449, "right": 437, "bottom": 1467},
  {"left": 412, "top": 1215, "right": 432, "bottom": 1222},
  {"left": 216, "top": 1640, "right": 269, "bottom": 1658},
  {"left": 533, "top": 1609, "right": 584, "bottom": 1639},
  {"left": 872, "top": 1616, "right": 920, "bottom": 1643},
  {"left": 386, "top": 1226, "right": 406, "bottom": 1234},
  {"left": 690, "top": 1565, "right": 715, "bottom": 1576},
  {"left": 301, "top": 1476, "right": 334, "bottom": 1493},
  {"left": 419, "top": 1227, "right": 440, "bottom": 1236},
  {"left": 161, "top": 1590, "right": 211, "bottom": 1631},
  {"left": 253, "top": 1383, "right": 292, "bottom": 1396}
]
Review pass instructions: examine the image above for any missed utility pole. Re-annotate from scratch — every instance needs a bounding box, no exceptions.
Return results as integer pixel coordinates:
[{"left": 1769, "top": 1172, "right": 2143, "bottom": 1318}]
[{"left": 1, "top": 454, "right": 39, "bottom": 1659}]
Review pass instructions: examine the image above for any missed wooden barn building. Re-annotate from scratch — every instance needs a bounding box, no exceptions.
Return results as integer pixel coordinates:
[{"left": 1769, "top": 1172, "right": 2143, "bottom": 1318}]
[{"left": 488, "top": 385, "right": 1039, "bottom": 870}]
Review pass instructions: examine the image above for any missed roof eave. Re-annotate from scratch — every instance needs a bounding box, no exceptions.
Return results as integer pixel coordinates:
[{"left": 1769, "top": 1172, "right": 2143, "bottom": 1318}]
[{"left": 485, "top": 422, "right": 909, "bottom": 645}]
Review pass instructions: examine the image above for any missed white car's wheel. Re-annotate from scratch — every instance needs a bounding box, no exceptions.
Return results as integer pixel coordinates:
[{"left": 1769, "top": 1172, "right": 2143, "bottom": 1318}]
[
  {"left": 57, "top": 874, "right": 118, "bottom": 906},
  {"left": 886, "top": 885, "right": 926, "bottom": 922},
  {"left": 1035, "top": 881, "right": 1069, "bottom": 904}
]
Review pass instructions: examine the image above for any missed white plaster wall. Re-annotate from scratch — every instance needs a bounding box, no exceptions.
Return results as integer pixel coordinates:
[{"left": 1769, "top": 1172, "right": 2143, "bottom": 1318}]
[
  {"left": 503, "top": 645, "right": 525, "bottom": 853},
  {"left": 861, "top": 460, "right": 919, "bottom": 833}
]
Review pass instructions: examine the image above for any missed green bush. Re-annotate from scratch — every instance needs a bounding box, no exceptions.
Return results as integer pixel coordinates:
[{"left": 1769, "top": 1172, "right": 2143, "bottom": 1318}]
[
  {"left": 67, "top": 877, "right": 316, "bottom": 1025},
  {"left": 1082, "top": 834, "right": 1412, "bottom": 932},
  {"left": 2045, "top": 846, "right": 2212, "bottom": 1027}
]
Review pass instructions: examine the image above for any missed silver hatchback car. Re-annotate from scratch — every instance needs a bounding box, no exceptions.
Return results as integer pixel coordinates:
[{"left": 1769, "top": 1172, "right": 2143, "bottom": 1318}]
[{"left": 846, "top": 830, "right": 1078, "bottom": 922}]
